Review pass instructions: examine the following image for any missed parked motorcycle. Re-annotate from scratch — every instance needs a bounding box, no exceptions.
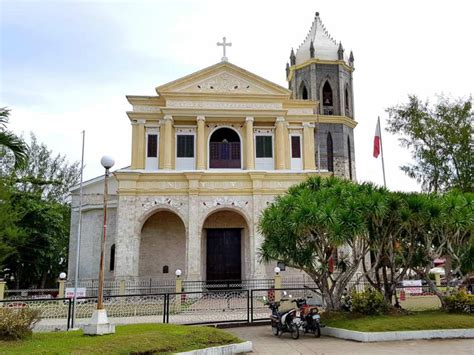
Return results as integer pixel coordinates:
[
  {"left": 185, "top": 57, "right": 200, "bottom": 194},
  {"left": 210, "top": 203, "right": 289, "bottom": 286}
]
[
  {"left": 293, "top": 298, "right": 324, "bottom": 337},
  {"left": 263, "top": 294, "right": 299, "bottom": 339}
]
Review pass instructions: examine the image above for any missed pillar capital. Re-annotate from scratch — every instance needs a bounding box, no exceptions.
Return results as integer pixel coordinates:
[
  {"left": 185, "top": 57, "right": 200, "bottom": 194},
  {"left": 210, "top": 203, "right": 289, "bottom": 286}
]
[
  {"left": 163, "top": 114, "right": 173, "bottom": 122},
  {"left": 276, "top": 116, "right": 286, "bottom": 123},
  {"left": 132, "top": 119, "right": 147, "bottom": 125},
  {"left": 245, "top": 116, "right": 254, "bottom": 123},
  {"left": 303, "top": 122, "right": 315, "bottom": 128},
  {"left": 196, "top": 115, "right": 205, "bottom": 122}
]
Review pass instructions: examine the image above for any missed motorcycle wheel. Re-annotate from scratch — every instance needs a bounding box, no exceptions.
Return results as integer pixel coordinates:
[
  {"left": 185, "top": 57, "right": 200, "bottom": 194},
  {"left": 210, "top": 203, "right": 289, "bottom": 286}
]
[
  {"left": 271, "top": 325, "right": 280, "bottom": 336},
  {"left": 290, "top": 323, "right": 300, "bottom": 340},
  {"left": 314, "top": 324, "right": 321, "bottom": 338}
]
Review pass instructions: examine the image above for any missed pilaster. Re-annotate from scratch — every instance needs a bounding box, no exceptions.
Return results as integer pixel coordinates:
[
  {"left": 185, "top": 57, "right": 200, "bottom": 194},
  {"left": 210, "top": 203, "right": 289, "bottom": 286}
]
[
  {"left": 303, "top": 122, "right": 316, "bottom": 170},
  {"left": 162, "top": 115, "right": 173, "bottom": 170},
  {"left": 196, "top": 116, "right": 206, "bottom": 170},
  {"left": 275, "top": 117, "right": 286, "bottom": 170},
  {"left": 245, "top": 116, "right": 255, "bottom": 170},
  {"left": 131, "top": 119, "right": 146, "bottom": 169}
]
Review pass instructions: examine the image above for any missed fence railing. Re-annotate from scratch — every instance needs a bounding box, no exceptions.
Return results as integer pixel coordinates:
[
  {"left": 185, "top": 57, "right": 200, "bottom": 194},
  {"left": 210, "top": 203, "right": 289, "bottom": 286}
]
[{"left": 0, "top": 287, "right": 322, "bottom": 332}]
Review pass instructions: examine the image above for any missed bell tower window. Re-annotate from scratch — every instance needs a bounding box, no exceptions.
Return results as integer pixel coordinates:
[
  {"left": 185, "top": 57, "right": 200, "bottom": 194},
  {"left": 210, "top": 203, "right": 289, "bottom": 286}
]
[
  {"left": 322, "top": 81, "right": 333, "bottom": 115},
  {"left": 347, "top": 136, "right": 353, "bottom": 180},
  {"left": 345, "top": 87, "right": 350, "bottom": 116},
  {"left": 302, "top": 85, "right": 308, "bottom": 100},
  {"left": 327, "top": 133, "right": 334, "bottom": 172}
]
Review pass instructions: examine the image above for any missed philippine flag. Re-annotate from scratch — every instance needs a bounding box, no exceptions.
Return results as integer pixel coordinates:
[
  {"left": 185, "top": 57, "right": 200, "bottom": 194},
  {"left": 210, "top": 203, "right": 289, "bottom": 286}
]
[{"left": 373, "top": 118, "right": 381, "bottom": 158}]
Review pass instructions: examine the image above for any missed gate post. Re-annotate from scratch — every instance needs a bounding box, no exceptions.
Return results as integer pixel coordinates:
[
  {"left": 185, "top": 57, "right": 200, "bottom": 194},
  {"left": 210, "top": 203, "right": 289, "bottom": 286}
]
[
  {"left": 175, "top": 270, "right": 183, "bottom": 313},
  {"left": 58, "top": 279, "right": 66, "bottom": 298},
  {"left": 119, "top": 280, "right": 126, "bottom": 296},
  {"left": 0, "top": 279, "right": 5, "bottom": 301},
  {"left": 274, "top": 268, "right": 282, "bottom": 302}
]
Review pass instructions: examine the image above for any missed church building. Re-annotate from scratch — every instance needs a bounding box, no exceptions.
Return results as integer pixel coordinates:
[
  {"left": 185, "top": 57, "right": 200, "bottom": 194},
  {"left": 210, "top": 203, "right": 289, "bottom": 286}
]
[{"left": 68, "top": 13, "right": 357, "bottom": 282}]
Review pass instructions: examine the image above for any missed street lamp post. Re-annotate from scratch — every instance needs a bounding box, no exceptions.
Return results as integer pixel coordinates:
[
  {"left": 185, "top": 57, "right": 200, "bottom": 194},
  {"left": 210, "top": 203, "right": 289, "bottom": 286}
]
[{"left": 83, "top": 155, "right": 116, "bottom": 335}]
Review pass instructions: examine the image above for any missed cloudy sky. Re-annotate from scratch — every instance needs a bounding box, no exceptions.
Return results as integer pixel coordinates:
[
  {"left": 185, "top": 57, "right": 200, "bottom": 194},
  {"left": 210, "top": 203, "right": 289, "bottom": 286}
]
[{"left": 1, "top": 0, "right": 473, "bottom": 191}]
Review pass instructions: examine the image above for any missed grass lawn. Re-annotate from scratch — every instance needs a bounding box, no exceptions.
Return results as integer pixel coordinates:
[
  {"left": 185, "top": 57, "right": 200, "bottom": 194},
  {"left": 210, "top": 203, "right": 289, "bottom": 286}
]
[
  {"left": 323, "top": 310, "right": 474, "bottom": 332},
  {"left": 0, "top": 323, "right": 243, "bottom": 354}
]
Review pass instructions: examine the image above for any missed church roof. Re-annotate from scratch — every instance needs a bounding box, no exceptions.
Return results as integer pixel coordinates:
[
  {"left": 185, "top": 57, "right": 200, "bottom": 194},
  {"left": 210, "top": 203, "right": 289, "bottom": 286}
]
[{"left": 295, "top": 12, "right": 351, "bottom": 65}]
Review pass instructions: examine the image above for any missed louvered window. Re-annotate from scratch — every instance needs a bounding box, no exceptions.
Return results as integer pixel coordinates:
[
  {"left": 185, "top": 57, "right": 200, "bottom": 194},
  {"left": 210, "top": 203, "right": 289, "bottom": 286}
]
[
  {"left": 256, "top": 136, "right": 273, "bottom": 158},
  {"left": 177, "top": 135, "right": 194, "bottom": 158},
  {"left": 291, "top": 136, "right": 301, "bottom": 158},
  {"left": 147, "top": 134, "right": 158, "bottom": 158}
]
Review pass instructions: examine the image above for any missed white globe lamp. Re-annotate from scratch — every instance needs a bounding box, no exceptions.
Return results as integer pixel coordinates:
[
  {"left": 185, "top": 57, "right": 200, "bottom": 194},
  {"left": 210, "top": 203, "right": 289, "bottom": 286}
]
[{"left": 100, "top": 156, "right": 115, "bottom": 170}]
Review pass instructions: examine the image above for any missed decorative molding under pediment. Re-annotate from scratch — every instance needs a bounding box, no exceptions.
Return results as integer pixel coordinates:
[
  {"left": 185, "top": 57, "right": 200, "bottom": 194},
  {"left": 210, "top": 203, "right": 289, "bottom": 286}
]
[
  {"left": 287, "top": 108, "right": 314, "bottom": 115},
  {"left": 166, "top": 100, "right": 282, "bottom": 110},
  {"left": 133, "top": 105, "right": 161, "bottom": 113}
]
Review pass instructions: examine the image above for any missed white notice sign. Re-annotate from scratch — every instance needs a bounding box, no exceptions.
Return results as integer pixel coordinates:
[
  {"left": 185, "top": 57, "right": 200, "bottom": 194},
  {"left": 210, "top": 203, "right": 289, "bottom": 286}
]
[
  {"left": 65, "top": 288, "right": 86, "bottom": 298},
  {"left": 402, "top": 280, "right": 422, "bottom": 295}
]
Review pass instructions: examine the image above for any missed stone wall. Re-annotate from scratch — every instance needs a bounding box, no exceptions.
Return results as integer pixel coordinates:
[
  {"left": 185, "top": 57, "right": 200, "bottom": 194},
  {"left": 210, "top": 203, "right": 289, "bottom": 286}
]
[{"left": 139, "top": 210, "right": 186, "bottom": 279}]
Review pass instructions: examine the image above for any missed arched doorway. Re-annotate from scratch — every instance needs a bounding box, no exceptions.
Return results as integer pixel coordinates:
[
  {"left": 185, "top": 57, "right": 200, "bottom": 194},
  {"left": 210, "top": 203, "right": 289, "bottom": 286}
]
[
  {"left": 202, "top": 210, "right": 249, "bottom": 283},
  {"left": 209, "top": 127, "right": 241, "bottom": 168},
  {"left": 139, "top": 210, "right": 186, "bottom": 279}
]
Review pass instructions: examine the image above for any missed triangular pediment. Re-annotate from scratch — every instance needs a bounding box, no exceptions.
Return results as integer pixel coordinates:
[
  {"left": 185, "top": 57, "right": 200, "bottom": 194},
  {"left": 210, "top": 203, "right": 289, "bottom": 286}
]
[{"left": 156, "top": 62, "right": 291, "bottom": 97}]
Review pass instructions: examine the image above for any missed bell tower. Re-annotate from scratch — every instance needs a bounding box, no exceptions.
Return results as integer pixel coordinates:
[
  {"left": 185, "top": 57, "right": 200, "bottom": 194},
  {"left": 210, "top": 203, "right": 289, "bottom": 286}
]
[{"left": 286, "top": 12, "right": 356, "bottom": 180}]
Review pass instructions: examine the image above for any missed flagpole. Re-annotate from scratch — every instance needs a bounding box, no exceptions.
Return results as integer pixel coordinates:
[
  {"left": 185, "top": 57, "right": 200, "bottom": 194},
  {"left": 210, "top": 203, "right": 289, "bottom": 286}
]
[
  {"left": 72, "top": 130, "right": 85, "bottom": 329},
  {"left": 378, "top": 116, "right": 387, "bottom": 188}
]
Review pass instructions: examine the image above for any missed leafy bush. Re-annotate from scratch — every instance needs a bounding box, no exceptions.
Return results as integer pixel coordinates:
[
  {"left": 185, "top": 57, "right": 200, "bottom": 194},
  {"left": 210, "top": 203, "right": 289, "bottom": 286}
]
[
  {"left": 0, "top": 307, "right": 40, "bottom": 340},
  {"left": 350, "top": 288, "right": 389, "bottom": 315},
  {"left": 444, "top": 289, "right": 474, "bottom": 313}
]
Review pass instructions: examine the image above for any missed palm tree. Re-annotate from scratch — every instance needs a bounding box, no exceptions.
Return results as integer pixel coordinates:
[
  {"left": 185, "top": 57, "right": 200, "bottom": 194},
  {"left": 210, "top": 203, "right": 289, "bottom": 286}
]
[{"left": 0, "top": 108, "right": 28, "bottom": 168}]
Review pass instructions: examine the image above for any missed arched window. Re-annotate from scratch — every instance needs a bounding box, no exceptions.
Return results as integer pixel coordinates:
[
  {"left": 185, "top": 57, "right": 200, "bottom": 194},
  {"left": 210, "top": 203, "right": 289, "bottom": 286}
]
[
  {"left": 322, "top": 81, "right": 333, "bottom": 115},
  {"left": 327, "top": 133, "right": 334, "bottom": 172},
  {"left": 109, "top": 244, "right": 115, "bottom": 271},
  {"left": 302, "top": 85, "right": 308, "bottom": 100},
  {"left": 347, "top": 136, "right": 353, "bottom": 180},
  {"left": 209, "top": 127, "right": 241, "bottom": 168},
  {"left": 162, "top": 265, "right": 169, "bottom": 274},
  {"left": 345, "top": 87, "right": 350, "bottom": 115}
]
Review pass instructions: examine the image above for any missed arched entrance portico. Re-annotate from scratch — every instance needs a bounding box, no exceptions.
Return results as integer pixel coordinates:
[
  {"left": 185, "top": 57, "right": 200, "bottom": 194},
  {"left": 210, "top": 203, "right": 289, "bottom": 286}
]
[
  {"left": 139, "top": 210, "right": 186, "bottom": 279},
  {"left": 201, "top": 209, "right": 249, "bottom": 282}
]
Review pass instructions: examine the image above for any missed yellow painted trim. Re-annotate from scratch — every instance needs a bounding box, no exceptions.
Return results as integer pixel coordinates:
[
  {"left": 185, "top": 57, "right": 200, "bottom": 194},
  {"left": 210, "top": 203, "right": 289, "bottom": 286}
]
[{"left": 114, "top": 170, "right": 333, "bottom": 197}]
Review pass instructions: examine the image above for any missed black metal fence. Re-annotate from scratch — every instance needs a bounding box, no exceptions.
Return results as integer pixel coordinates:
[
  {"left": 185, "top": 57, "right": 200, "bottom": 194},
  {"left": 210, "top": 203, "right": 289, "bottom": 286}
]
[{"left": 0, "top": 287, "right": 322, "bottom": 332}]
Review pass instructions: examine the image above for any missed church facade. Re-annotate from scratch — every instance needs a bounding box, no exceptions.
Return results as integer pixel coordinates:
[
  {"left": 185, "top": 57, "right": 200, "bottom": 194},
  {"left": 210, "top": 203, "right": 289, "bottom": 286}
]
[{"left": 68, "top": 13, "right": 357, "bottom": 282}]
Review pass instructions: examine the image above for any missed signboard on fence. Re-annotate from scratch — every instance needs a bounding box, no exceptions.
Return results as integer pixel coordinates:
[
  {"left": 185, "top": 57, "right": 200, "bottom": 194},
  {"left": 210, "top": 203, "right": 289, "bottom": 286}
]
[
  {"left": 402, "top": 280, "right": 422, "bottom": 295},
  {"left": 65, "top": 288, "right": 86, "bottom": 298}
]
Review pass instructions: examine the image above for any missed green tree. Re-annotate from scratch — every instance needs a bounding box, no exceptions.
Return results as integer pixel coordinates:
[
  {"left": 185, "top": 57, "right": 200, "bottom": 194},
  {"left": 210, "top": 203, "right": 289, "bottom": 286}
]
[
  {"left": 259, "top": 176, "right": 369, "bottom": 311},
  {"left": 4, "top": 191, "right": 70, "bottom": 289},
  {"left": 0, "top": 134, "right": 79, "bottom": 288},
  {"left": 386, "top": 95, "right": 473, "bottom": 193},
  {"left": 0, "top": 108, "right": 28, "bottom": 168},
  {"left": 1, "top": 134, "right": 80, "bottom": 204}
]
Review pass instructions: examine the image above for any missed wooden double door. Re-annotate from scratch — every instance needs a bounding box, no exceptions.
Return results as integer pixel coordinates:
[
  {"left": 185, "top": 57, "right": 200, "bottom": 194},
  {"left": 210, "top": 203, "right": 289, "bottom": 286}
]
[{"left": 206, "top": 228, "right": 242, "bottom": 282}]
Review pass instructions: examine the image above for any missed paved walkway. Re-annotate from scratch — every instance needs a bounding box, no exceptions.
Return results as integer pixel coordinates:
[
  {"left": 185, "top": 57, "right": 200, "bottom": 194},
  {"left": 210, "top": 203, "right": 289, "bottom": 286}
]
[{"left": 227, "top": 325, "right": 474, "bottom": 354}]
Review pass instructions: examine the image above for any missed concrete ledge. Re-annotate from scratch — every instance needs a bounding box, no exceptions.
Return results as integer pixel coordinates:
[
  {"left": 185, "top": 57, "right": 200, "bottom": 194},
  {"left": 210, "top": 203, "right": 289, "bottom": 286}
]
[
  {"left": 175, "top": 341, "right": 252, "bottom": 354},
  {"left": 321, "top": 326, "right": 474, "bottom": 342}
]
